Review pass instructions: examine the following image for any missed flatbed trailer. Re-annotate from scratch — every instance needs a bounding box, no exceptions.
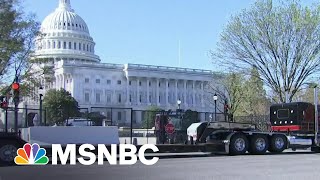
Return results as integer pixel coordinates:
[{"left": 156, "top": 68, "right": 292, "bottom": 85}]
[{"left": 186, "top": 121, "right": 320, "bottom": 155}]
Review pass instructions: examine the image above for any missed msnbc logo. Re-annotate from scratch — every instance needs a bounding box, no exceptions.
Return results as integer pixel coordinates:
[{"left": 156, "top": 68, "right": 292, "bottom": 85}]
[{"left": 14, "top": 143, "right": 49, "bottom": 165}]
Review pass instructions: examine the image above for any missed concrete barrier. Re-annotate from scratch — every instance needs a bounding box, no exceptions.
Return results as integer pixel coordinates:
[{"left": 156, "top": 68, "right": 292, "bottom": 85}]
[{"left": 19, "top": 126, "right": 120, "bottom": 145}]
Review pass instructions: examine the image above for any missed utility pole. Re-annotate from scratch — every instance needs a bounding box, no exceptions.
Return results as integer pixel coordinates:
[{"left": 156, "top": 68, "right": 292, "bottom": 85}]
[{"left": 314, "top": 85, "right": 318, "bottom": 145}]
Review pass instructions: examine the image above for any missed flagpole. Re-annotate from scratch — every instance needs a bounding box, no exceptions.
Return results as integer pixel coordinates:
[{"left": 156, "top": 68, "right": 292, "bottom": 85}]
[{"left": 178, "top": 40, "right": 181, "bottom": 67}]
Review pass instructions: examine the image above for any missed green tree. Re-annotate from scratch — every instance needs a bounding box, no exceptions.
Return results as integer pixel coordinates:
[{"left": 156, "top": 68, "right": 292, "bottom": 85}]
[
  {"left": 241, "top": 67, "right": 270, "bottom": 116},
  {"left": 43, "top": 89, "right": 80, "bottom": 125},
  {"left": 293, "top": 82, "right": 319, "bottom": 103},
  {"left": 0, "top": 0, "right": 40, "bottom": 84},
  {"left": 143, "top": 106, "right": 162, "bottom": 129},
  {"left": 181, "top": 110, "right": 199, "bottom": 130},
  {"left": 210, "top": 72, "right": 246, "bottom": 117},
  {"left": 213, "top": 0, "right": 320, "bottom": 103}
]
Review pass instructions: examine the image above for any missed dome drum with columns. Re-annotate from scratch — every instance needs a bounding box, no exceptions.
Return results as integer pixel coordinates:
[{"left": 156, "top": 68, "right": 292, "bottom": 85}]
[{"left": 34, "top": 0, "right": 100, "bottom": 62}]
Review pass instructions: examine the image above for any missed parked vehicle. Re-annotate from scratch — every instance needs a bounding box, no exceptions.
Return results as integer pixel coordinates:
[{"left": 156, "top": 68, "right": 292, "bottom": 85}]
[{"left": 187, "top": 102, "right": 320, "bottom": 155}]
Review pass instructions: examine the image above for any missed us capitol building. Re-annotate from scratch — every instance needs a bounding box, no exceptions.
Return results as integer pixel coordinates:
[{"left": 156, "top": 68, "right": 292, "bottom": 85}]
[{"left": 26, "top": 0, "right": 218, "bottom": 125}]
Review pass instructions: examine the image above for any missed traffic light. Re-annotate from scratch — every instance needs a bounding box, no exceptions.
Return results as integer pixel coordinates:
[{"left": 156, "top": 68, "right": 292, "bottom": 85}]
[
  {"left": 0, "top": 96, "right": 8, "bottom": 109},
  {"left": 12, "top": 82, "right": 20, "bottom": 104}
]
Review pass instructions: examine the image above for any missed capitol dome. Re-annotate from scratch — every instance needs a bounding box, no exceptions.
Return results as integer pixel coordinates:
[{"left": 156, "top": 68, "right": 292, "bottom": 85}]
[{"left": 34, "top": 0, "right": 100, "bottom": 62}]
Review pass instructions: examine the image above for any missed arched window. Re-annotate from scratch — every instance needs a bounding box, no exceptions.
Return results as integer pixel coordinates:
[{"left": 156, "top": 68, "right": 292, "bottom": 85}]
[
  {"left": 48, "top": 41, "right": 51, "bottom": 49},
  {"left": 74, "top": 42, "right": 77, "bottom": 50},
  {"left": 69, "top": 42, "right": 72, "bottom": 49},
  {"left": 79, "top": 43, "right": 81, "bottom": 50},
  {"left": 53, "top": 41, "right": 56, "bottom": 49}
]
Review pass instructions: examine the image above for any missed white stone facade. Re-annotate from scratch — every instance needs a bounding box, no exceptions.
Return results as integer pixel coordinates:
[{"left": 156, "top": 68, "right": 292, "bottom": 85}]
[{"left": 28, "top": 0, "right": 219, "bottom": 125}]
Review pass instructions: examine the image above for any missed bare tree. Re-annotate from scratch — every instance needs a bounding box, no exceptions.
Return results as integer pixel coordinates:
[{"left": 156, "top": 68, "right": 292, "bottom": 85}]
[
  {"left": 212, "top": 0, "right": 320, "bottom": 103},
  {"left": 207, "top": 72, "right": 246, "bottom": 117}
]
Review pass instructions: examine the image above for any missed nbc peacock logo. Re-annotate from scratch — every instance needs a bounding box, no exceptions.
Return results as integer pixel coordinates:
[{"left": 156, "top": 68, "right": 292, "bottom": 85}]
[{"left": 14, "top": 143, "right": 49, "bottom": 165}]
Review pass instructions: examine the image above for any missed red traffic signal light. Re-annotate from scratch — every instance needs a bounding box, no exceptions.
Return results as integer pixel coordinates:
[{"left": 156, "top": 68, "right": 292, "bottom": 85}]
[
  {"left": 0, "top": 101, "right": 8, "bottom": 109},
  {"left": 12, "top": 83, "right": 20, "bottom": 90}
]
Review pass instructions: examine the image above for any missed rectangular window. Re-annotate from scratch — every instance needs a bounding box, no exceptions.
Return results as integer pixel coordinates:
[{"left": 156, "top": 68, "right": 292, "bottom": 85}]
[
  {"left": 149, "top": 82, "right": 151, "bottom": 86},
  {"left": 159, "top": 82, "right": 161, "bottom": 87},
  {"left": 140, "top": 95, "right": 142, "bottom": 102},
  {"left": 74, "top": 42, "right": 77, "bottom": 50},
  {"left": 107, "top": 94, "right": 111, "bottom": 103},
  {"left": 277, "top": 109, "right": 289, "bottom": 119},
  {"left": 85, "top": 78, "right": 89, "bottom": 83},
  {"left": 53, "top": 42, "right": 56, "bottom": 48},
  {"left": 69, "top": 42, "right": 72, "bottom": 49},
  {"left": 58, "top": 41, "right": 61, "bottom": 49},
  {"left": 48, "top": 42, "right": 51, "bottom": 49},
  {"left": 117, "top": 80, "right": 121, "bottom": 85},
  {"left": 139, "top": 81, "right": 142, "bottom": 86},
  {"left": 96, "top": 93, "right": 100, "bottom": 103},
  {"left": 118, "top": 94, "right": 121, "bottom": 103},
  {"left": 83, "top": 44, "right": 85, "bottom": 50},
  {"left": 85, "top": 93, "right": 89, "bottom": 102},
  {"left": 107, "top": 112, "right": 111, "bottom": 119},
  {"left": 107, "top": 80, "right": 111, "bottom": 85},
  {"left": 149, "top": 95, "right": 152, "bottom": 103},
  {"left": 79, "top": 43, "right": 81, "bottom": 50},
  {"left": 96, "top": 79, "right": 100, "bottom": 84},
  {"left": 63, "top": 42, "right": 66, "bottom": 49},
  {"left": 118, "top": 112, "right": 122, "bottom": 121},
  {"left": 129, "top": 95, "right": 132, "bottom": 102},
  {"left": 159, "top": 96, "right": 161, "bottom": 103},
  {"left": 129, "top": 81, "right": 131, "bottom": 86}
]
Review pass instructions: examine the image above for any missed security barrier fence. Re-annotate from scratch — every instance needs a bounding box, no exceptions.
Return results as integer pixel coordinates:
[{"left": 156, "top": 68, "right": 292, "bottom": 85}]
[{"left": 0, "top": 105, "right": 272, "bottom": 145}]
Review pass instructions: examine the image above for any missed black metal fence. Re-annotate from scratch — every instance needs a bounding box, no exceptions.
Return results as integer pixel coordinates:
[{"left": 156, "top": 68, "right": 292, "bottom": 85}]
[
  {"left": 0, "top": 105, "right": 272, "bottom": 145},
  {"left": 1, "top": 107, "right": 47, "bottom": 131}
]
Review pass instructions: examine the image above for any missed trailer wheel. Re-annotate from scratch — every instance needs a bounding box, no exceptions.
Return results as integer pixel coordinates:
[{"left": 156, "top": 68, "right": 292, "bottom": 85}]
[
  {"left": 249, "top": 134, "right": 269, "bottom": 155},
  {"left": 0, "top": 140, "right": 20, "bottom": 166},
  {"left": 269, "top": 135, "right": 287, "bottom": 153},
  {"left": 230, "top": 133, "right": 249, "bottom": 155}
]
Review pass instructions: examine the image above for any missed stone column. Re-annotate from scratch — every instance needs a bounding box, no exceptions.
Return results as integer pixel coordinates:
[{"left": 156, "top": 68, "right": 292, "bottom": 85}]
[
  {"left": 201, "top": 81, "right": 205, "bottom": 107},
  {"left": 175, "top": 79, "right": 178, "bottom": 101},
  {"left": 184, "top": 80, "right": 187, "bottom": 107},
  {"left": 63, "top": 74, "right": 66, "bottom": 89},
  {"left": 126, "top": 76, "right": 130, "bottom": 104},
  {"left": 193, "top": 81, "right": 196, "bottom": 107},
  {"left": 137, "top": 78, "right": 140, "bottom": 105},
  {"left": 147, "top": 78, "right": 150, "bottom": 105},
  {"left": 156, "top": 79, "right": 160, "bottom": 106},
  {"left": 166, "top": 79, "right": 169, "bottom": 106}
]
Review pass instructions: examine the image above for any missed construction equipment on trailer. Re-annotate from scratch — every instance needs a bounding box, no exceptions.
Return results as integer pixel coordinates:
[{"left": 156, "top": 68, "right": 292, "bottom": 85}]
[{"left": 187, "top": 102, "right": 320, "bottom": 155}]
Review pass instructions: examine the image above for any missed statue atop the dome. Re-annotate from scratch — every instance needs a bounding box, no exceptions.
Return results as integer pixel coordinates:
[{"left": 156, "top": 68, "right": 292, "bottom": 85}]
[{"left": 58, "top": 0, "right": 73, "bottom": 11}]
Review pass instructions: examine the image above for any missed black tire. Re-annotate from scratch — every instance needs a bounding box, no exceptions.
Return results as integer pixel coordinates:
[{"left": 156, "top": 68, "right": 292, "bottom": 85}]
[
  {"left": 229, "top": 133, "right": 249, "bottom": 155},
  {"left": 0, "top": 140, "right": 20, "bottom": 166},
  {"left": 249, "top": 134, "right": 269, "bottom": 155},
  {"left": 269, "top": 135, "right": 287, "bottom": 153}
]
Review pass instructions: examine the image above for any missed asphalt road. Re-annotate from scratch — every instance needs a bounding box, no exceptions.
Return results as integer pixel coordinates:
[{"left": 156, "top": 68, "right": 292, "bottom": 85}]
[{"left": 1, "top": 152, "right": 320, "bottom": 180}]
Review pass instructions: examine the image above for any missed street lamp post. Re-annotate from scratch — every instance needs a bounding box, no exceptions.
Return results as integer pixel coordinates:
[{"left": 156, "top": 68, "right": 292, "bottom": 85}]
[
  {"left": 213, "top": 94, "right": 218, "bottom": 122},
  {"left": 39, "top": 86, "right": 44, "bottom": 125},
  {"left": 177, "top": 99, "right": 181, "bottom": 110},
  {"left": 177, "top": 99, "right": 182, "bottom": 129}
]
